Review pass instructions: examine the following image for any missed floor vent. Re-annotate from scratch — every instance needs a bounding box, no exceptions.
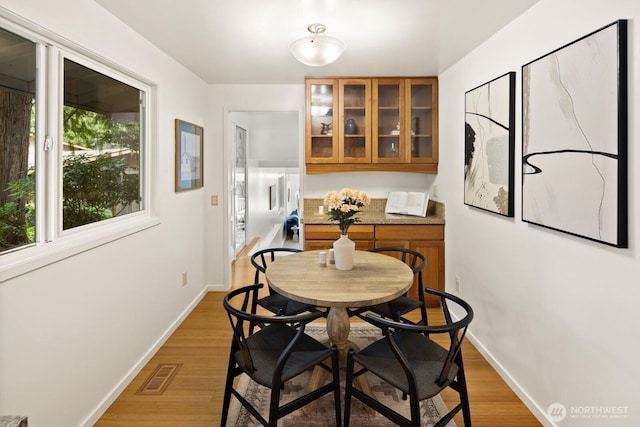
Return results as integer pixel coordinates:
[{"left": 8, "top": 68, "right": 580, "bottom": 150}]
[{"left": 137, "top": 363, "right": 182, "bottom": 395}]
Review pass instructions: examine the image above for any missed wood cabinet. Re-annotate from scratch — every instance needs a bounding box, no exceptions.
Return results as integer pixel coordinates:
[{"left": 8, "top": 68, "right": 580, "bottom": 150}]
[
  {"left": 305, "top": 77, "right": 438, "bottom": 174},
  {"left": 304, "top": 224, "right": 375, "bottom": 251},
  {"left": 375, "top": 225, "right": 444, "bottom": 307},
  {"left": 303, "top": 223, "right": 444, "bottom": 306},
  {"left": 339, "top": 79, "right": 371, "bottom": 163},
  {"left": 372, "top": 78, "right": 404, "bottom": 164},
  {"left": 306, "top": 79, "right": 338, "bottom": 163}
]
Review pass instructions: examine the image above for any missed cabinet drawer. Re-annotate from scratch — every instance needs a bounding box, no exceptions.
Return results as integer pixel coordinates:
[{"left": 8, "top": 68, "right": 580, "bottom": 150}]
[
  {"left": 305, "top": 239, "right": 373, "bottom": 251},
  {"left": 376, "top": 224, "right": 444, "bottom": 240},
  {"left": 304, "top": 224, "right": 375, "bottom": 240}
]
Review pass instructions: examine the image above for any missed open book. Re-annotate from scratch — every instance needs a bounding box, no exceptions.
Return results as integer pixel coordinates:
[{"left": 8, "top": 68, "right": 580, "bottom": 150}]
[{"left": 385, "top": 192, "right": 429, "bottom": 217}]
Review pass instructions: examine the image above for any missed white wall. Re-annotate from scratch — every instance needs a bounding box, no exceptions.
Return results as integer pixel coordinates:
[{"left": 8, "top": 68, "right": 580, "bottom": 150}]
[
  {"left": 0, "top": 1, "right": 210, "bottom": 426},
  {"left": 303, "top": 171, "right": 437, "bottom": 200},
  {"left": 438, "top": 0, "right": 639, "bottom": 425},
  {"left": 246, "top": 165, "right": 288, "bottom": 247},
  {"left": 248, "top": 111, "right": 299, "bottom": 163}
]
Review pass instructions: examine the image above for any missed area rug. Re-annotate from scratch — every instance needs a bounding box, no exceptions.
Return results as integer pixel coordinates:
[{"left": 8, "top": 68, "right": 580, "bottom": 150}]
[{"left": 226, "top": 323, "right": 456, "bottom": 426}]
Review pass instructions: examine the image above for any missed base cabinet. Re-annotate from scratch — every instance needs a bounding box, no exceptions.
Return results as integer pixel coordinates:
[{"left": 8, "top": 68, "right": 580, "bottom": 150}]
[
  {"left": 375, "top": 225, "right": 444, "bottom": 307},
  {"left": 304, "top": 224, "right": 375, "bottom": 251},
  {"left": 304, "top": 224, "right": 444, "bottom": 307}
]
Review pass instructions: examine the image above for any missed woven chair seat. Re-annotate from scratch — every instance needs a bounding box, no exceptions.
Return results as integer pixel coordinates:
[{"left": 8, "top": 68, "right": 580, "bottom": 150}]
[
  {"left": 235, "top": 323, "right": 333, "bottom": 387},
  {"left": 257, "top": 293, "right": 317, "bottom": 316},
  {"left": 365, "top": 296, "right": 423, "bottom": 321},
  {"left": 353, "top": 330, "right": 458, "bottom": 400}
]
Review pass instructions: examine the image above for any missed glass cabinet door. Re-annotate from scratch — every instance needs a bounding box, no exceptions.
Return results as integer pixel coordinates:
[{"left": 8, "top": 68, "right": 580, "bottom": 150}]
[
  {"left": 373, "top": 79, "right": 405, "bottom": 163},
  {"left": 406, "top": 78, "right": 438, "bottom": 164},
  {"left": 306, "top": 79, "right": 338, "bottom": 163},
  {"left": 338, "top": 79, "right": 371, "bottom": 163}
]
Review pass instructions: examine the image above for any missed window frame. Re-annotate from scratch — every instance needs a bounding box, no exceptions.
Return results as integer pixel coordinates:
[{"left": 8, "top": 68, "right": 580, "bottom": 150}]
[
  {"left": 55, "top": 49, "right": 150, "bottom": 237},
  {"left": 0, "top": 16, "right": 158, "bottom": 283}
]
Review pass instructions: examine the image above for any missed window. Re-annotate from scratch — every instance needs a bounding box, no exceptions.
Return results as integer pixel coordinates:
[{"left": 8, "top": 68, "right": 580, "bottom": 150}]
[
  {"left": 0, "top": 21, "right": 150, "bottom": 262},
  {"left": 0, "top": 27, "right": 37, "bottom": 253},
  {"left": 62, "top": 58, "right": 143, "bottom": 231}
]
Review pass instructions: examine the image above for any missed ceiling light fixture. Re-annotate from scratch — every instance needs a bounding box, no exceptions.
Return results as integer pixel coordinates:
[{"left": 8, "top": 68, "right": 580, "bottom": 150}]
[{"left": 289, "top": 23, "right": 345, "bottom": 67}]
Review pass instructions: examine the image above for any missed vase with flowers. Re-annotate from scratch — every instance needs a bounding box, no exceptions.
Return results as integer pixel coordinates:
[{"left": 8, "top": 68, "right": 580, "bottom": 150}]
[{"left": 323, "top": 188, "right": 369, "bottom": 270}]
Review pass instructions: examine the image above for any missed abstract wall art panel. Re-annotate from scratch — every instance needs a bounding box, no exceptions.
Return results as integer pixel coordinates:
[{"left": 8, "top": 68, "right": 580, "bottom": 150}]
[
  {"left": 464, "top": 72, "right": 515, "bottom": 216},
  {"left": 522, "top": 20, "right": 627, "bottom": 247}
]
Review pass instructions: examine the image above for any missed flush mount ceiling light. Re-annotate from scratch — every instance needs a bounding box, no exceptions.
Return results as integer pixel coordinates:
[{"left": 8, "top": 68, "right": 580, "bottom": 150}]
[{"left": 289, "top": 23, "right": 345, "bottom": 67}]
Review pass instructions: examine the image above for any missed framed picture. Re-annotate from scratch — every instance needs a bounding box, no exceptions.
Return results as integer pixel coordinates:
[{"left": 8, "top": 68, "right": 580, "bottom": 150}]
[
  {"left": 522, "top": 20, "right": 627, "bottom": 247},
  {"left": 464, "top": 72, "right": 516, "bottom": 216},
  {"left": 175, "top": 119, "right": 204, "bottom": 192},
  {"left": 269, "top": 185, "right": 276, "bottom": 210}
]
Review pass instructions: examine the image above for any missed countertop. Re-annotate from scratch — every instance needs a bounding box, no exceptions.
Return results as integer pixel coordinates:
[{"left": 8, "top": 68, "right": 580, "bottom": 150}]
[{"left": 301, "top": 199, "right": 445, "bottom": 225}]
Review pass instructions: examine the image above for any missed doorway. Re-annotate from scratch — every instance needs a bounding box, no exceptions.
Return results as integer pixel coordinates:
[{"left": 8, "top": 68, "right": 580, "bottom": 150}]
[{"left": 227, "top": 110, "right": 302, "bottom": 262}]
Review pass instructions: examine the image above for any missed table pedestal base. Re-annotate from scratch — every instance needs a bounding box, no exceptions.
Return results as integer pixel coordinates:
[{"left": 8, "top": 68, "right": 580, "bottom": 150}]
[{"left": 303, "top": 307, "right": 377, "bottom": 416}]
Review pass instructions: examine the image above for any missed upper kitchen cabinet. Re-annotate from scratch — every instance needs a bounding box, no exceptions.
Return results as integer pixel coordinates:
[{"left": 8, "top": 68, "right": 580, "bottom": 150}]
[
  {"left": 405, "top": 78, "right": 438, "bottom": 169},
  {"left": 373, "top": 78, "right": 404, "bottom": 164},
  {"left": 305, "top": 77, "right": 438, "bottom": 174},
  {"left": 305, "top": 79, "right": 339, "bottom": 163},
  {"left": 338, "top": 79, "right": 371, "bottom": 163}
]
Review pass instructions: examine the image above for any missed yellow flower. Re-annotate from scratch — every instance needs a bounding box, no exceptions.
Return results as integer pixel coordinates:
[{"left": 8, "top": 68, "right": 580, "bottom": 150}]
[
  {"left": 323, "top": 191, "right": 341, "bottom": 210},
  {"left": 323, "top": 188, "right": 369, "bottom": 235}
]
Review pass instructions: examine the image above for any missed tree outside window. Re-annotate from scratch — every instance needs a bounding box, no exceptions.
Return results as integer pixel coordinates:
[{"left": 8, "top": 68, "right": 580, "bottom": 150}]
[{"left": 0, "top": 28, "right": 36, "bottom": 252}]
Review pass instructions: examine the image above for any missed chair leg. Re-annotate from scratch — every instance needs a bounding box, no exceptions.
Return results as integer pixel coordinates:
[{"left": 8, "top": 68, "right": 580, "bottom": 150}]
[
  {"left": 221, "top": 349, "right": 239, "bottom": 427},
  {"left": 330, "top": 346, "right": 342, "bottom": 427},
  {"left": 343, "top": 349, "right": 356, "bottom": 427},
  {"left": 268, "top": 385, "right": 282, "bottom": 427},
  {"left": 456, "top": 353, "right": 472, "bottom": 426},
  {"left": 409, "top": 394, "right": 421, "bottom": 425}
]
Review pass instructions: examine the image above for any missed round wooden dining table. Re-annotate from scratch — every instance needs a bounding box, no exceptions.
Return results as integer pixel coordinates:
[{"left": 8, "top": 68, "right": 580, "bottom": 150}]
[{"left": 265, "top": 249, "right": 413, "bottom": 413}]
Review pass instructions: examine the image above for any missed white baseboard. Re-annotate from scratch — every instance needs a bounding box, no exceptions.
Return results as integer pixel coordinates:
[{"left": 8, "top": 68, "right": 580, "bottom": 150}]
[
  {"left": 207, "top": 282, "right": 228, "bottom": 292},
  {"left": 465, "top": 330, "right": 552, "bottom": 426},
  {"left": 81, "top": 285, "right": 213, "bottom": 426}
]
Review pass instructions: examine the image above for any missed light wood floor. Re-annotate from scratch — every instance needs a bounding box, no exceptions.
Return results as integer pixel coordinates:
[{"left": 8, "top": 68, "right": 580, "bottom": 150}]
[{"left": 95, "top": 250, "right": 542, "bottom": 426}]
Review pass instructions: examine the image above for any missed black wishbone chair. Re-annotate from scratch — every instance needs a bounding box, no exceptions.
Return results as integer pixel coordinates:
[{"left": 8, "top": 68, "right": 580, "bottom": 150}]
[
  {"left": 221, "top": 284, "right": 341, "bottom": 427},
  {"left": 344, "top": 288, "right": 474, "bottom": 427},
  {"left": 351, "top": 247, "right": 428, "bottom": 325},
  {"left": 251, "top": 247, "right": 321, "bottom": 316}
]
